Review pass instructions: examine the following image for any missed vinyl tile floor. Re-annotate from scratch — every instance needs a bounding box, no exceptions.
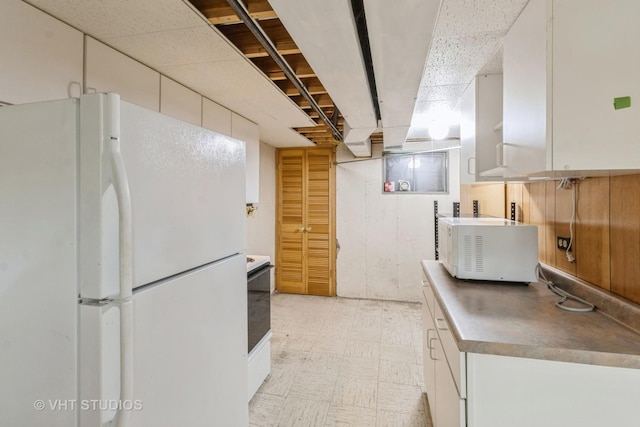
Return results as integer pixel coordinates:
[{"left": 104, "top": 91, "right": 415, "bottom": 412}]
[{"left": 249, "top": 292, "right": 433, "bottom": 427}]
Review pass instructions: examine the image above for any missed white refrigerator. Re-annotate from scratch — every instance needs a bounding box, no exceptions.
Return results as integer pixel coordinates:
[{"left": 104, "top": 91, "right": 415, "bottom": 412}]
[{"left": 0, "top": 93, "right": 249, "bottom": 426}]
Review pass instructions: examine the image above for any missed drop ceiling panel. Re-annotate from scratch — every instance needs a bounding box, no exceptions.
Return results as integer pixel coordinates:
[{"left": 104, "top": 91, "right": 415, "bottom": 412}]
[
  {"left": 427, "top": 33, "right": 503, "bottom": 69},
  {"left": 268, "top": 0, "right": 377, "bottom": 130},
  {"left": 259, "top": 127, "right": 315, "bottom": 148},
  {"left": 158, "top": 60, "right": 314, "bottom": 129},
  {"left": 479, "top": 45, "right": 504, "bottom": 74},
  {"left": 24, "top": 0, "right": 207, "bottom": 39},
  {"left": 413, "top": 99, "right": 461, "bottom": 116},
  {"left": 418, "top": 84, "right": 469, "bottom": 102},
  {"left": 422, "top": 64, "right": 480, "bottom": 87},
  {"left": 104, "top": 26, "right": 239, "bottom": 67},
  {"left": 434, "top": 0, "right": 529, "bottom": 37},
  {"left": 364, "top": 0, "right": 440, "bottom": 128}
]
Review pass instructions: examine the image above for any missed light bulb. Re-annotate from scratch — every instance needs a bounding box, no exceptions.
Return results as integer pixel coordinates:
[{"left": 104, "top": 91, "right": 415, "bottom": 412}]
[{"left": 428, "top": 122, "right": 449, "bottom": 140}]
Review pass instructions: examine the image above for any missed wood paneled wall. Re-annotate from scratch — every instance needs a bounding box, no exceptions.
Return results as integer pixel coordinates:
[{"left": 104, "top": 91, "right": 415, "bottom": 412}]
[
  {"left": 463, "top": 174, "right": 640, "bottom": 305},
  {"left": 460, "top": 175, "right": 640, "bottom": 304}
]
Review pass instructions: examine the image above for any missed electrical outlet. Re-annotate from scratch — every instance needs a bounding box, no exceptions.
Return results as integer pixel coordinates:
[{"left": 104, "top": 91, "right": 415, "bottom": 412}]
[{"left": 557, "top": 236, "right": 571, "bottom": 250}]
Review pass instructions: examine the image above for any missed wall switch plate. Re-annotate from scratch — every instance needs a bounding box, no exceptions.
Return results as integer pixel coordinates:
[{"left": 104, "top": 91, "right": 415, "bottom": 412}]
[{"left": 557, "top": 236, "right": 571, "bottom": 250}]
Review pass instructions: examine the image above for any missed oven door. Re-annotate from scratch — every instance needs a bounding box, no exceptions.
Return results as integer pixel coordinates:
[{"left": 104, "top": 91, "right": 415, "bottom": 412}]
[{"left": 247, "top": 264, "right": 272, "bottom": 353}]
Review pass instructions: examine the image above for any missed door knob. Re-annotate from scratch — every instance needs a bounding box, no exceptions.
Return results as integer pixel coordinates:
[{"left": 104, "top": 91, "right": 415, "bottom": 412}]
[
  {"left": 298, "top": 226, "right": 305, "bottom": 232},
  {"left": 306, "top": 226, "right": 312, "bottom": 232}
]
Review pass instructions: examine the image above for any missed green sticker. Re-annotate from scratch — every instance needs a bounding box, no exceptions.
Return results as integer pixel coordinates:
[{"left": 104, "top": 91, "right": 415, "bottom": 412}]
[{"left": 614, "top": 96, "right": 631, "bottom": 110}]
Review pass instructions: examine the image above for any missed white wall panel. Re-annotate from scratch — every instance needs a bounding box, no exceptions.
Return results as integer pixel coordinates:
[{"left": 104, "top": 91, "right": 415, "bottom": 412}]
[
  {"left": 202, "top": 98, "right": 232, "bottom": 136},
  {"left": 85, "top": 37, "right": 160, "bottom": 111},
  {"left": 0, "top": 0, "right": 83, "bottom": 104},
  {"left": 336, "top": 145, "right": 460, "bottom": 302},
  {"left": 160, "top": 76, "right": 202, "bottom": 126}
]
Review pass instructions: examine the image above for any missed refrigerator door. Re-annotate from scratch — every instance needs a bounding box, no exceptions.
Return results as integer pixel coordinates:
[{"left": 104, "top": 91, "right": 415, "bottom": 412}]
[
  {"left": 128, "top": 254, "right": 248, "bottom": 426},
  {"left": 0, "top": 99, "right": 80, "bottom": 426},
  {"left": 119, "top": 101, "right": 246, "bottom": 288}
]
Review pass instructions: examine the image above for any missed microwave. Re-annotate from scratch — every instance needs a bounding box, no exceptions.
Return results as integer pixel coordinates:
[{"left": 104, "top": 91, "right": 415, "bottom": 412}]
[{"left": 438, "top": 217, "right": 539, "bottom": 282}]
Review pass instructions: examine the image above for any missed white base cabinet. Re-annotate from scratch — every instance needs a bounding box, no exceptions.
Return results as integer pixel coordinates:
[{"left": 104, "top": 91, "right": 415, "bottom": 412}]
[
  {"left": 467, "top": 353, "right": 640, "bottom": 427},
  {"left": 422, "top": 279, "right": 466, "bottom": 427},
  {"left": 423, "top": 268, "right": 640, "bottom": 427}
]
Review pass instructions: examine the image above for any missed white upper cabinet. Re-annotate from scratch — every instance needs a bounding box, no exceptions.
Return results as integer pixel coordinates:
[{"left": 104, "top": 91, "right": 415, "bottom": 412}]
[
  {"left": 231, "top": 113, "right": 260, "bottom": 204},
  {"left": 160, "top": 76, "right": 202, "bottom": 126},
  {"left": 0, "top": 0, "right": 83, "bottom": 104},
  {"left": 460, "top": 74, "right": 504, "bottom": 184},
  {"left": 202, "top": 98, "right": 232, "bottom": 136},
  {"left": 503, "top": 0, "right": 640, "bottom": 177},
  {"left": 85, "top": 37, "right": 160, "bottom": 112}
]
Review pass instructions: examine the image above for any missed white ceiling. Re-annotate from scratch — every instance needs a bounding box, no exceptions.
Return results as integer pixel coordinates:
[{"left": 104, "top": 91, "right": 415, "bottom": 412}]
[
  {"left": 23, "top": 0, "right": 529, "bottom": 150},
  {"left": 414, "top": 0, "right": 529, "bottom": 118},
  {"left": 24, "top": 0, "right": 315, "bottom": 147}
]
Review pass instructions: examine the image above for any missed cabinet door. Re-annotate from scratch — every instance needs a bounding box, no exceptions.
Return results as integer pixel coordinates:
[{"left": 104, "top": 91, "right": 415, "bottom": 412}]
[
  {"left": 0, "top": 0, "right": 83, "bottom": 104},
  {"left": 305, "top": 148, "right": 334, "bottom": 296},
  {"left": 85, "top": 37, "right": 160, "bottom": 112},
  {"left": 422, "top": 284, "right": 437, "bottom": 420},
  {"left": 459, "top": 78, "right": 477, "bottom": 184},
  {"left": 232, "top": 113, "right": 260, "bottom": 204},
  {"left": 202, "top": 98, "right": 232, "bottom": 136},
  {"left": 276, "top": 148, "right": 335, "bottom": 296},
  {"left": 160, "top": 76, "right": 202, "bottom": 126},
  {"left": 551, "top": 0, "right": 640, "bottom": 171},
  {"left": 277, "top": 149, "right": 306, "bottom": 294},
  {"left": 476, "top": 74, "right": 503, "bottom": 178},
  {"left": 434, "top": 337, "right": 466, "bottom": 427},
  {"left": 502, "top": 0, "right": 547, "bottom": 177}
]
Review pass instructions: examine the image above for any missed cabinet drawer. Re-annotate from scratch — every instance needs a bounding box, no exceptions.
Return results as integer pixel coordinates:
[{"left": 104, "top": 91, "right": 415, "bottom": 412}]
[
  {"left": 421, "top": 272, "right": 436, "bottom": 316},
  {"left": 435, "top": 300, "right": 466, "bottom": 398}
]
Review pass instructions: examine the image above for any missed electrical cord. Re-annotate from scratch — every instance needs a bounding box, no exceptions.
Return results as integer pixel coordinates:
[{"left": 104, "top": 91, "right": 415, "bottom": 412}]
[
  {"left": 536, "top": 264, "right": 595, "bottom": 312},
  {"left": 556, "top": 178, "right": 577, "bottom": 263}
]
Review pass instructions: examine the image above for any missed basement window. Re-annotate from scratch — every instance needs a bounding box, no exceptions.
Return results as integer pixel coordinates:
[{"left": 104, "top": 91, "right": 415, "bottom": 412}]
[{"left": 383, "top": 151, "right": 448, "bottom": 194}]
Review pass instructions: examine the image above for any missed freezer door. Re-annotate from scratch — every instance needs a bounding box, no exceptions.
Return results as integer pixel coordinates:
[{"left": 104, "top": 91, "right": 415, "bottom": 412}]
[
  {"left": 128, "top": 254, "right": 248, "bottom": 426},
  {"left": 0, "top": 99, "right": 79, "bottom": 426},
  {"left": 119, "top": 101, "right": 246, "bottom": 288}
]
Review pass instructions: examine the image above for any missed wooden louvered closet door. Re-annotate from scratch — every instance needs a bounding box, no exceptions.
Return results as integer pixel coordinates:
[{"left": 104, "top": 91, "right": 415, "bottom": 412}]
[{"left": 276, "top": 147, "right": 335, "bottom": 296}]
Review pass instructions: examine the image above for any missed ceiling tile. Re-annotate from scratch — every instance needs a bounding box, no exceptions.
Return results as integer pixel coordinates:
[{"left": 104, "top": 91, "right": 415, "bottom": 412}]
[
  {"left": 158, "top": 60, "right": 314, "bottom": 128},
  {"left": 417, "top": 84, "right": 468, "bottom": 102},
  {"left": 24, "top": 0, "right": 207, "bottom": 39},
  {"left": 259, "top": 127, "right": 315, "bottom": 148},
  {"left": 427, "top": 33, "right": 503, "bottom": 67},
  {"left": 104, "top": 26, "right": 239, "bottom": 68},
  {"left": 422, "top": 64, "right": 479, "bottom": 87},
  {"left": 434, "top": 0, "right": 529, "bottom": 37},
  {"left": 413, "top": 99, "right": 461, "bottom": 116},
  {"left": 479, "top": 44, "right": 504, "bottom": 74}
]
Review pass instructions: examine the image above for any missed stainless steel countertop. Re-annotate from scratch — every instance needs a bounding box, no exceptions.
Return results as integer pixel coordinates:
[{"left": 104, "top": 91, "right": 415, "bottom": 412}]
[{"left": 422, "top": 260, "right": 640, "bottom": 369}]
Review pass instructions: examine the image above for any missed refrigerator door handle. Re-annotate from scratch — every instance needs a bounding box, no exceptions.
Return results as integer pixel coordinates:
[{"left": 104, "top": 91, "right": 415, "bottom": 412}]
[
  {"left": 106, "top": 133, "right": 134, "bottom": 427},
  {"left": 107, "top": 134, "right": 133, "bottom": 300}
]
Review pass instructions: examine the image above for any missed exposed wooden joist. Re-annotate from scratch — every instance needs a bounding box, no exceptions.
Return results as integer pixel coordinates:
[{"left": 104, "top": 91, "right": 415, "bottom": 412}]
[
  {"left": 276, "top": 78, "right": 327, "bottom": 96},
  {"left": 192, "top": 0, "right": 277, "bottom": 25},
  {"left": 291, "top": 94, "right": 334, "bottom": 109},
  {"left": 216, "top": 20, "right": 300, "bottom": 58},
  {"left": 188, "top": 0, "right": 345, "bottom": 145}
]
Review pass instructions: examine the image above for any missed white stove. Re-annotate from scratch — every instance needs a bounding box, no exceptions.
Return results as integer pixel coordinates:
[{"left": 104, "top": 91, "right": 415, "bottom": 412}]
[
  {"left": 246, "top": 255, "right": 270, "bottom": 273},
  {"left": 245, "top": 254, "right": 271, "bottom": 401}
]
